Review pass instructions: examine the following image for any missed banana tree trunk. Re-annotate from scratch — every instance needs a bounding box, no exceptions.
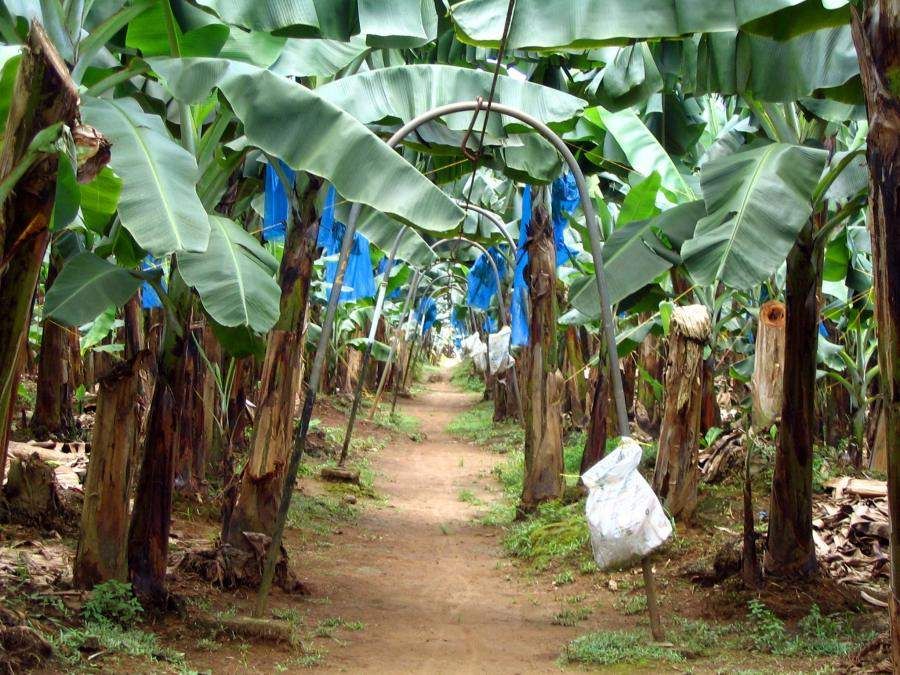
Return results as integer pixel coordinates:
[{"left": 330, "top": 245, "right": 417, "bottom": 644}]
[
  {"left": 765, "top": 222, "right": 822, "bottom": 577},
  {"left": 751, "top": 300, "right": 787, "bottom": 429},
  {"left": 127, "top": 270, "right": 195, "bottom": 605},
  {"left": 564, "top": 326, "right": 588, "bottom": 427},
  {"left": 851, "top": 3, "right": 900, "bottom": 662},
  {"left": 652, "top": 305, "right": 711, "bottom": 522},
  {"left": 31, "top": 258, "right": 77, "bottom": 440},
  {"left": 225, "top": 179, "right": 321, "bottom": 544},
  {"left": 520, "top": 186, "right": 564, "bottom": 513},
  {"left": 581, "top": 364, "right": 609, "bottom": 475},
  {"left": 0, "top": 23, "right": 80, "bottom": 482},
  {"left": 74, "top": 353, "right": 147, "bottom": 588}
]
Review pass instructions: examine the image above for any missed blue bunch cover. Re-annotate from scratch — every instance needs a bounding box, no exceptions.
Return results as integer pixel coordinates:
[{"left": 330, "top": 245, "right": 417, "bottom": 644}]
[
  {"left": 510, "top": 185, "right": 532, "bottom": 347},
  {"left": 466, "top": 246, "right": 507, "bottom": 310},
  {"left": 483, "top": 313, "right": 498, "bottom": 333},
  {"left": 318, "top": 186, "right": 376, "bottom": 303},
  {"left": 263, "top": 160, "right": 296, "bottom": 243},
  {"left": 551, "top": 172, "right": 579, "bottom": 267},
  {"left": 140, "top": 256, "right": 164, "bottom": 310},
  {"left": 415, "top": 296, "right": 438, "bottom": 336}
]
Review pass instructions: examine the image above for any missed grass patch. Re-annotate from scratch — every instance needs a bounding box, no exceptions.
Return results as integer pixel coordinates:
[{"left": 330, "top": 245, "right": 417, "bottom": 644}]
[
  {"left": 563, "top": 630, "right": 684, "bottom": 666},
  {"left": 447, "top": 401, "right": 522, "bottom": 453},
  {"left": 371, "top": 409, "right": 421, "bottom": 436},
  {"left": 552, "top": 606, "right": 591, "bottom": 626},
  {"left": 288, "top": 493, "right": 358, "bottom": 536},
  {"left": 450, "top": 359, "right": 484, "bottom": 393},
  {"left": 457, "top": 489, "right": 483, "bottom": 505},
  {"left": 746, "top": 600, "right": 874, "bottom": 657},
  {"left": 615, "top": 593, "right": 647, "bottom": 615},
  {"left": 504, "top": 500, "right": 590, "bottom": 570}
]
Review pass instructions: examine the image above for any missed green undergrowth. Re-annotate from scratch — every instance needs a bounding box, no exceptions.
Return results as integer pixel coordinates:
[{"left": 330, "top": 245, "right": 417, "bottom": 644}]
[
  {"left": 746, "top": 600, "right": 874, "bottom": 657},
  {"left": 46, "top": 581, "right": 190, "bottom": 670},
  {"left": 370, "top": 408, "right": 421, "bottom": 437},
  {"left": 564, "top": 617, "right": 729, "bottom": 666},
  {"left": 449, "top": 359, "right": 484, "bottom": 393},
  {"left": 505, "top": 500, "right": 590, "bottom": 571},
  {"left": 287, "top": 491, "right": 359, "bottom": 537},
  {"left": 446, "top": 401, "right": 522, "bottom": 452}
]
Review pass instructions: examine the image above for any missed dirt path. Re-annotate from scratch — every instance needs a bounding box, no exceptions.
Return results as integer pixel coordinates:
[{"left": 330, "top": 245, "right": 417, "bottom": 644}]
[{"left": 305, "top": 376, "right": 579, "bottom": 673}]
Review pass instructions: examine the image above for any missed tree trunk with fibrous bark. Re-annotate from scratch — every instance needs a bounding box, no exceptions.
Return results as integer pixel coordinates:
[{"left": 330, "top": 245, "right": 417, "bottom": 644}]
[
  {"left": 652, "top": 305, "right": 711, "bottom": 522},
  {"left": 0, "top": 23, "right": 83, "bottom": 484},
  {"left": 519, "top": 186, "right": 564, "bottom": 513},
  {"left": 851, "top": 2, "right": 900, "bottom": 662}
]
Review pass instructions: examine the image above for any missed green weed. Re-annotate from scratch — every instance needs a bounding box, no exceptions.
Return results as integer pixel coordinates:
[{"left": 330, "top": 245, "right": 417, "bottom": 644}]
[
  {"left": 553, "top": 570, "right": 575, "bottom": 586},
  {"left": 552, "top": 606, "right": 591, "bottom": 626},
  {"left": 82, "top": 580, "right": 143, "bottom": 626},
  {"left": 615, "top": 594, "right": 647, "bottom": 615},
  {"left": 457, "top": 489, "right": 483, "bottom": 505},
  {"left": 450, "top": 359, "right": 484, "bottom": 393},
  {"left": 504, "top": 501, "right": 589, "bottom": 569},
  {"left": 563, "top": 630, "right": 683, "bottom": 666},
  {"left": 746, "top": 600, "right": 874, "bottom": 656}
]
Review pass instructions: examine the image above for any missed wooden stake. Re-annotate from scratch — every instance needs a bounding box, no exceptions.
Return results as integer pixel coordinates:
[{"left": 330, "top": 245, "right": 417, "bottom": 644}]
[{"left": 641, "top": 556, "right": 665, "bottom": 642}]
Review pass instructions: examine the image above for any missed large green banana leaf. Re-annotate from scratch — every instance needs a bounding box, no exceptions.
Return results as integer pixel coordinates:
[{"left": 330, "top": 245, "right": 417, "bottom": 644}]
[
  {"left": 81, "top": 96, "right": 211, "bottom": 256},
  {"left": 192, "top": 0, "right": 437, "bottom": 45},
  {"left": 568, "top": 200, "right": 705, "bottom": 318},
  {"left": 313, "top": 64, "right": 586, "bottom": 135},
  {"left": 681, "top": 143, "right": 827, "bottom": 289},
  {"left": 45, "top": 252, "right": 143, "bottom": 326},
  {"left": 585, "top": 106, "right": 696, "bottom": 202},
  {"left": 179, "top": 216, "right": 281, "bottom": 331},
  {"left": 271, "top": 38, "right": 369, "bottom": 78},
  {"left": 691, "top": 26, "right": 859, "bottom": 102},
  {"left": 149, "top": 57, "right": 464, "bottom": 234},
  {"left": 448, "top": 0, "right": 848, "bottom": 50}
]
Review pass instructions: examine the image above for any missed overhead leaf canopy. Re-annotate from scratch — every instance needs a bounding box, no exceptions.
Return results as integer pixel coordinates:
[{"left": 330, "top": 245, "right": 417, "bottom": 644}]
[
  {"left": 448, "top": 0, "right": 848, "bottom": 50},
  {"left": 149, "top": 57, "right": 465, "bottom": 234}
]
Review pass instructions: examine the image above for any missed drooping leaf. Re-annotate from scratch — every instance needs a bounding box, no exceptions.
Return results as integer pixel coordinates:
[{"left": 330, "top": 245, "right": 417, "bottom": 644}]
[
  {"left": 569, "top": 200, "right": 705, "bottom": 317},
  {"left": 681, "top": 143, "right": 827, "bottom": 288},
  {"left": 79, "top": 167, "right": 122, "bottom": 233},
  {"left": 313, "top": 64, "right": 587, "bottom": 135},
  {"left": 45, "top": 251, "right": 142, "bottom": 326},
  {"left": 585, "top": 106, "right": 696, "bottom": 202},
  {"left": 271, "top": 38, "right": 369, "bottom": 78},
  {"left": 692, "top": 26, "right": 860, "bottom": 103},
  {"left": 346, "top": 336, "right": 392, "bottom": 361},
  {"left": 149, "top": 58, "right": 464, "bottom": 234},
  {"left": 81, "top": 96, "right": 210, "bottom": 255},
  {"left": 449, "top": 0, "right": 845, "bottom": 50},
  {"left": 179, "top": 215, "right": 281, "bottom": 331}
]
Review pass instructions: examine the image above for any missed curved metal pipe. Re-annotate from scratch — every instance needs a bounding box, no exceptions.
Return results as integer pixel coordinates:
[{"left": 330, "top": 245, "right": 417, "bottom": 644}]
[
  {"left": 257, "top": 99, "right": 629, "bottom": 613},
  {"left": 429, "top": 236, "right": 524, "bottom": 423}
]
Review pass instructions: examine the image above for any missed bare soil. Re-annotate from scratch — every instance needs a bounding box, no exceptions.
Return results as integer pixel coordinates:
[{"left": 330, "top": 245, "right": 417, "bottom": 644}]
[{"left": 2, "top": 366, "right": 888, "bottom": 673}]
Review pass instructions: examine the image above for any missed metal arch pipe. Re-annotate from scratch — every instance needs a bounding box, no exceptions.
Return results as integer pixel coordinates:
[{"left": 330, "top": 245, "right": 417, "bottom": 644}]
[
  {"left": 429, "top": 236, "right": 524, "bottom": 423},
  {"left": 257, "top": 99, "right": 630, "bottom": 613},
  {"left": 387, "top": 101, "right": 629, "bottom": 438},
  {"left": 450, "top": 199, "right": 517, "bottom": 252}
]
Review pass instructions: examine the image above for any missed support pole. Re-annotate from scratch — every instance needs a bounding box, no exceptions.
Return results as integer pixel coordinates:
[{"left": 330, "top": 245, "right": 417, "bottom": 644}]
[
  {"left": 254, "top": 202, "right": 360, "bottom": 615},
  {"left": 338, "top": 229, "right": 404, "bottom": 465}
]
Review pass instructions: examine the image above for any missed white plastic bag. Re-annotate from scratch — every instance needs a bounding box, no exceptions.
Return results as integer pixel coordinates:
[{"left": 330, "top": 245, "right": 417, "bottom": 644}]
[
  {"left": 460, "top": 333, "right": 487, "bottom": 371},
  {"left": 582, "top": 437, "right": 672, "bottom": 570},
  {"left": 487, "top": 326, "right": 515, "bottom": 374}
]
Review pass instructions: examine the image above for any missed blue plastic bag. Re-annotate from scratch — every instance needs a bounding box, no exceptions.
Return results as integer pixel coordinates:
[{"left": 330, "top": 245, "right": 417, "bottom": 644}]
[
  {"left": 466, "top": 246, "right": 507, "bottom": 311},
  {"left": 551, "top": 172, "right": 579, "bottom": 267},
  {"left": 263, "top": 160, "right": 296, "bottom": 243},
  {"left": 140, "top": 256, "right": 164, "bottom": 310},
  {"left": 415, "top": 296, "right": 438, "bottom": 335},
  {"left": 318, "top": 186, "right": 376, "bottom": 303}
]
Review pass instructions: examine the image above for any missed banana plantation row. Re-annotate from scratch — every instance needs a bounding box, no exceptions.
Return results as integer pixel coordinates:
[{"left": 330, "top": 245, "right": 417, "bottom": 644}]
[{"left": 0, "top": 0, "right": 897, "bottom": 669}]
